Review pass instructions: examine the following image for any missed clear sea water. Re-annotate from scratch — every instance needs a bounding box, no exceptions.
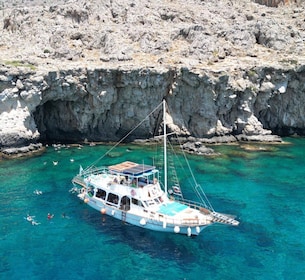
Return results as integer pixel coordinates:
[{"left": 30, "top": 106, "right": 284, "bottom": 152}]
[{"left": 1, "top": 137, "right": 305, "bottom": 280}]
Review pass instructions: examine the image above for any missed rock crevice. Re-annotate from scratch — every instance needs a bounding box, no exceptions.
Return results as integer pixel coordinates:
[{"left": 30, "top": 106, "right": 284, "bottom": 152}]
[
  {"left": 1, "top": 65, "right": 304, "bottom": 149},
  {"left": 0, "top": 0, "right": 305, "bottom": 150}
]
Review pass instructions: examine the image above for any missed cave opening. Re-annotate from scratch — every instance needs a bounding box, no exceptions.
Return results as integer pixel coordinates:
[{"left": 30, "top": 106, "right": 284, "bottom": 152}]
[{"left": 33, "top": 100, "right": 85, "bottom": 144}]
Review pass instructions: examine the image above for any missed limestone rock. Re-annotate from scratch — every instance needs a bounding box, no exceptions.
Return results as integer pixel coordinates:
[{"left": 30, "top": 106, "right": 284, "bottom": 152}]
[
  {"left": 0, "top": 0, "right": 305, "bottom": 151},
  {"left": 182, "top": 141, "right": 216, "bottom": 155}
]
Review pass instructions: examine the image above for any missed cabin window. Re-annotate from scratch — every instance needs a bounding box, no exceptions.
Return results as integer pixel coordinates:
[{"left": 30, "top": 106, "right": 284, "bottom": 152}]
[
  {"left": 145, "top": 200, "right": 155, "bottom": 206},
  {"left": 154, "top": 198, "right": 160, "bottom": 204},
  {"left": 96, "top": 189, "right": 106, "bottom": 199},
  {"left": 107, "top": 193, "right": 119, "bottom": 205},
  {"left": 132, "top": 198, "right": 144, "bottom": 207},
  {"left": 138, "top": 177, "right": 149, "bottom": 187}
]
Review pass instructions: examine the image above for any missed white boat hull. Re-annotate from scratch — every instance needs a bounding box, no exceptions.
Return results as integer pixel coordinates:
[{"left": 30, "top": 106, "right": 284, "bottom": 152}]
[{"left": 84, "top": 195, "right": 207, "bottom": 236}]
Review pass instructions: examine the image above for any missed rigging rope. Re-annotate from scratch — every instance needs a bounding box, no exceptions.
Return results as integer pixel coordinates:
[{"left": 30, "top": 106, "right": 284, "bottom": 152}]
[
  {"left": 164, "top": 105, "right": 215, "bottom": 211},
  {"left": 83, "top": 101, "right": 163, "bottom": 172},
  {"left": 82, "top": 100, "right": 215, "bottom": 212},
  {"left": 178, "top": 140, "right": 215, "bottom": 211}
]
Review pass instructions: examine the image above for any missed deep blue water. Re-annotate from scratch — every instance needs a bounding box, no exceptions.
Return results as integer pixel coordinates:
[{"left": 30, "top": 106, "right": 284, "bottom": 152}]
[{"left": 1, "top": 138, "right": 305, "bottom": 280}]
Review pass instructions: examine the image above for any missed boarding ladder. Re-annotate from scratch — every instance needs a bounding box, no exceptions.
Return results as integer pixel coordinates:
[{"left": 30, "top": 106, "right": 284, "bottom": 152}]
[{"left": 121, "top": 211, "right": 127, "bottom": 223}]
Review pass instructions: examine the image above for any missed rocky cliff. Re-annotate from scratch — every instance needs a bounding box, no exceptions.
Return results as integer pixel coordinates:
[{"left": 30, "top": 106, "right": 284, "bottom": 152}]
[{"left": 1, "top": 0, "right": 305, "bottom": 153}]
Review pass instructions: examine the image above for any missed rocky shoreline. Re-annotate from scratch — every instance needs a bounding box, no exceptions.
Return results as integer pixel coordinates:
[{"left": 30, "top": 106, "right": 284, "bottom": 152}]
[
  {"left": 1, "top": 0, "right": 304, "bottom": 158},
  {"left": 1, "top": 132, "right": 284, "bottom": 159},
  {"left": 0, "top": 143, "right": 45, "bottom": 159}
]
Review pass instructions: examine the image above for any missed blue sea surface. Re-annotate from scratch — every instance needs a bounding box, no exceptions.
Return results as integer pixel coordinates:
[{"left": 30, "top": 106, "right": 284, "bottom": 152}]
[{"left": 1, "top": 138, "right": 305, "bottom": 280}]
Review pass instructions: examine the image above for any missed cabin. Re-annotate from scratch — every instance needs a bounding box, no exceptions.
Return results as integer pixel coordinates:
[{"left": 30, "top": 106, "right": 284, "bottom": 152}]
[{"left": 85, "top": 161, "right": 166, "bottom": 212}]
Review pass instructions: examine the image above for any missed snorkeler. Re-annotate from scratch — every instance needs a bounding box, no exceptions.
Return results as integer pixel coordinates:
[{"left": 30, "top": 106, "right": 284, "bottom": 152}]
[
  {"left": 25, "top": 214, "right": 35, "bottom": 222},
  {"left": 33, "top": 189, "right": 43, "bottom": 195},
  {"left": 25, "top": 214, "right": 40, "bottom": 225},
  {"left": 47, "top": 213, "right": 54, "bottom": 220}
]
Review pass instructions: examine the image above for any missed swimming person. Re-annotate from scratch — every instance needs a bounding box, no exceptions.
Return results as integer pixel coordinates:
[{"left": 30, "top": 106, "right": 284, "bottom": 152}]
[
  {"left": 26, "top": 214, "right": 35, "bottom": 222},
  {"left": 47, "top": 213, "right": 54, "bottom": 220}
]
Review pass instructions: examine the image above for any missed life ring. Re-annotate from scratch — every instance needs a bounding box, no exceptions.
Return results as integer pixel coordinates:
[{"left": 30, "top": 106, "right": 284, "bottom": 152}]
[
  {"left": 131, "top": 189, "right": 136, "bottom": 196},
  {"left": 81, "top": 188, "right": 85, "bottom": 193}
]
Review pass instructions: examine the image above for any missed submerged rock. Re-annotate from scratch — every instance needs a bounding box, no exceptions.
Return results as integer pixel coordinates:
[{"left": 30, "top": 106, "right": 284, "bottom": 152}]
[
  {"left": 182, "top": 142, "right": 217, "bottom": 156},
  {"left": 1, "top": 143, "right": 45, "bottom": 159}
]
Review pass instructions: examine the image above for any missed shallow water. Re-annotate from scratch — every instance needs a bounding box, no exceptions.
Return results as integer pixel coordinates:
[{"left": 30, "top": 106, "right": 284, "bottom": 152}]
[{"left": 1, "top": 138, "right": 305, "bottom": 280}]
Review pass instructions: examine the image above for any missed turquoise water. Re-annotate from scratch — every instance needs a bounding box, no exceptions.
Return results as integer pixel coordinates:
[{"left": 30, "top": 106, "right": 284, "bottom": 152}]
[{"left": 1, "top": 138, "right": 305, "bottom": 280}]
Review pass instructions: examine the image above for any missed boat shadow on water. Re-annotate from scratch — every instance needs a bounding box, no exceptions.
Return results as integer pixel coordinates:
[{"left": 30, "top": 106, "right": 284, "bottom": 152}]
[
  {"left": 84, "top": 209, "right": 195, "bottom": 258},
  {"left": 77, "top": 204, "right": 240, "bottom": 265}
]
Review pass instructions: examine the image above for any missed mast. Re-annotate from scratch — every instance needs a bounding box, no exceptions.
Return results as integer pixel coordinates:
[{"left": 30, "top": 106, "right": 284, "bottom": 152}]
[{"left": 163, "top": 99, "right": 167, "bottom": 194}]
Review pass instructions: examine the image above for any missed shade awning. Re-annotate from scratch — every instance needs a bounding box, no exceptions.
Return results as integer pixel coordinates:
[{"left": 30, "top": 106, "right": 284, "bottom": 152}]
[{"left": 109, "top": 161, "right": 156, "bottom": 176}]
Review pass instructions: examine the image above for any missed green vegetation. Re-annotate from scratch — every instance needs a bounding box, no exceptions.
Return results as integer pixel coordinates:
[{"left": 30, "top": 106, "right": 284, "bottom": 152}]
[
  {"left": 4, "top": 60, "right": 36, "bottom": 70},
  {"left": 279, "top": 59, "right": 298, "bottom": 65},
  {"left": 247, "top": 69, "right": 257, "bottom": 78}
]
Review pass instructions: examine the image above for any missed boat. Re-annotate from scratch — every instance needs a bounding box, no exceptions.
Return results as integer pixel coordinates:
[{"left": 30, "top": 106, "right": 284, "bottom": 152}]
[{"left": 71, "top": 100, "right": 239, "bottom": 236}]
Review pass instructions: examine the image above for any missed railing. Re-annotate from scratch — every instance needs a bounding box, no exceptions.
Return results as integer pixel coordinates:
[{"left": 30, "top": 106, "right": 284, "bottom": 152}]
[
  {"left": 141, "top": 210, "right": 205, "bottom": 226},
  {"left": 81, "top": 166, "right": 108, "bottom": 176},
  {"left": 142, "top": 208, "right": 238, "bottom": 226},
  {"left": 171, "top": 196, "right": 212, "bottom": 212},
  {"left": 72, "top": 176, "right": 86, "bottom": 187}
]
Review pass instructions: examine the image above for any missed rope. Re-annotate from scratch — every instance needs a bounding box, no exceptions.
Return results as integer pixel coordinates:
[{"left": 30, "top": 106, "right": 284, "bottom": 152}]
[{"left": 84, "top": 101, "right": 163, "bottom": 172}]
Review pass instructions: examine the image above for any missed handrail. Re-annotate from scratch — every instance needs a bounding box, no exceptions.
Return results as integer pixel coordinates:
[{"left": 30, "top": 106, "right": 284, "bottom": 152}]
[
  {"left": 80, "top": 166, "right": 108, "bottom": 176},
  {"left": 137, "top": 208, "right": 208, "bottom": 226},
  {"left": 172, "top": 197, "right": 212, "bottom": 211},
  {"left": 75, "top": 169, "right": 211, "bottom": 211}
]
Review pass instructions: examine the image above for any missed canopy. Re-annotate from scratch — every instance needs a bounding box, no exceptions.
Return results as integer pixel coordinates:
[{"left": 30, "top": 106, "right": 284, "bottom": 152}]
[{"left": 109, "top": 161, "right": 156, "bottom": 177}]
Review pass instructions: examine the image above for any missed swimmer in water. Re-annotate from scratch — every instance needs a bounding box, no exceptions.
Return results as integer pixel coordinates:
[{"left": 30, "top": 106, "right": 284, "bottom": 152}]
[
  {"left": 25, "top": 215, "right": 40, "bottom": 225},
  {"left": 61, "top": 213, "right": 70, "bottom": 219},
  {"left": 47, "top": 213, "right": 54, "bottom": 220},
  {"left": 26, "top": 214, "right": 35, "bottom": 222},
  {"left": 33, "top": 189, "right": 43, "bottom": 195}
]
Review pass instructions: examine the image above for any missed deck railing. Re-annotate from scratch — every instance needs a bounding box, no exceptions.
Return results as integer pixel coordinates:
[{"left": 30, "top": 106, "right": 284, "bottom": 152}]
[
  {"left": 172, "top": 196, "right": 212, "bottom": 212},
  {"left": 80, "top": 166, "right": 108, "bottom": 176}
]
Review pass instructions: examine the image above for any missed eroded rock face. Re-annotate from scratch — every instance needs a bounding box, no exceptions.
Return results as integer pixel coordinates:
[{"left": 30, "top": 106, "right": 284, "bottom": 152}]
[
  {"left": 0, "top": 64, "right": 304, "bottom": 148},
  {"left": 0, "top": 0, "right": 305, "bottom": 148}
]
